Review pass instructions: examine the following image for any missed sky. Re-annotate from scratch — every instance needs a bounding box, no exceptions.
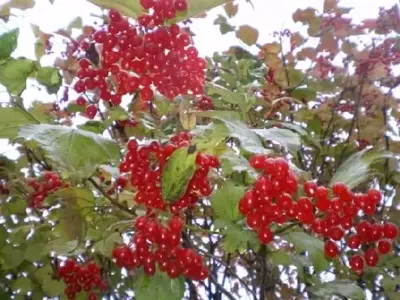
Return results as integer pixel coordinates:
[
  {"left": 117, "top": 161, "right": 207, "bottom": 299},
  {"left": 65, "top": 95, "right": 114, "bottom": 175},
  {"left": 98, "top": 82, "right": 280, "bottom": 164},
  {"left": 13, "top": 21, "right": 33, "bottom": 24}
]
[{"left": 0, "top": 0, "right": 398, "bottom": 160}]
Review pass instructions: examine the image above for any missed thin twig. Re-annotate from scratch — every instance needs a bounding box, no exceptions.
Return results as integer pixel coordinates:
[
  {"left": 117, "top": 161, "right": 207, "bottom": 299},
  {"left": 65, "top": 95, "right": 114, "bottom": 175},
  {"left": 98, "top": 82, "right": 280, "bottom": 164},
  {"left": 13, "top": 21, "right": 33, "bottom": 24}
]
[{"left": 88, "top": 177, "right": 135, "bottom": 215}]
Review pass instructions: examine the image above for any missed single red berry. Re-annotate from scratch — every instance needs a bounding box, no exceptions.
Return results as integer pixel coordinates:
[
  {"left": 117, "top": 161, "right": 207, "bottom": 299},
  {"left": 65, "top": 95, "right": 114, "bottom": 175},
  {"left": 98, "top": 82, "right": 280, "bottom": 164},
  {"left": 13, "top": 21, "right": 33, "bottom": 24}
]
[
  {"left": 369, "top": 224, "right": 383, "bottom": 241},
  {"left": 356, "top": 220, "right": 372, "bottom": 242},
  {"left": 347, "top": 234, "right": 361, "bottom": 249},
  {"left": 303, "top": 181, "right": 317, "bottom": 197},
  {"left": 174, "top": 0, "right": 188, "bottom": 11},
  {"left": 364, "top": 248, "right": 379, "bottom": 267},
  {"left": 86, "top": 105, "right": 97, "bottom": 119},
  {"left": 324, "top": 240, "right": 339, "bottom": 258},
  {"left": 377, "top": 239, "right": 392, "bottom": 254},
  {"left": 332, "top": 182, "right": 348, "bottom": 197},
  {"left": 329, "top": 227, "right": 344, "bottom": 241},
  {"left": 367, "top": 189, "right": 382, "bottom": 205},
  {"left": 383, "top": 222, "right": 398, "bottom": 239},
  {"left": 249, "top": 154, "right": 266, "bottom": 169},
  {"left": 258, "top": 226, "right": 273, "bottom": 244},
  {"left": 168, "top": 216, "right": 184, "bottom": 233},
  {"left": 349, "top": 255, "right": 364, "bottom": 273}
]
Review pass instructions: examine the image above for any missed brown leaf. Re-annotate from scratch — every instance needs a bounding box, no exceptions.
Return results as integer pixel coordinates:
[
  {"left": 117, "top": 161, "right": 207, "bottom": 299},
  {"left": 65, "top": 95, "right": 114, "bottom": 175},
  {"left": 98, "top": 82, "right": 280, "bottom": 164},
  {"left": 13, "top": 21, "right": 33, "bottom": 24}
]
[
  {"left": 296, "top": 47, "right": 317, "bottom": 61},
  {"left": 290, "top": 32, "right": 305, "bottom": 48},
  {"left": 224, "top": 1, "right": 238, "bottom": 18},
  {"left": 236, "top": 25, "right": 259, "bottom": 46},
  {"left": 318, "top": 32, "right": 338, "bottom": 53},
  {"left": 323, "top": 0, "right": 337, "bottom": 13}
]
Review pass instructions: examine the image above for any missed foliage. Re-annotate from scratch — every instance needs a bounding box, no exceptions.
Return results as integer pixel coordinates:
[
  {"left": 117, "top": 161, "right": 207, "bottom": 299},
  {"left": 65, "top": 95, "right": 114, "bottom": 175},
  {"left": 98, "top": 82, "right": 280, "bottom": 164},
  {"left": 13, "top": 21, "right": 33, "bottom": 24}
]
[{"left": 0, "top": 0, "right": 399, "bottom": 299}]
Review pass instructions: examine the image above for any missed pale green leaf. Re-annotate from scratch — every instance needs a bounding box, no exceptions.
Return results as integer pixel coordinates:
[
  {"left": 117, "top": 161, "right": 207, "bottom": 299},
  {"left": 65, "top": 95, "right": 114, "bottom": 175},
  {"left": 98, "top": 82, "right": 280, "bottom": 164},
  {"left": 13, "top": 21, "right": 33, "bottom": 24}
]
[
  {"left": 18, "top": 124, "right": 120, "bottom": 179},
  {"left": 87, "top": 0, "right": 144, "bottom": 18},
  {"left": 283, "top": 231, "right": 329, "bottom": 273},
  {"left": 206, "top": 82, "right": 247, "bottom": 113},
  {"left": 133, "top": 270, "right": 185, "bottom": 300},
  {"left": 1, "top": 245, "right": 24, "bottom": 269},
  {"left": 42, "top": 238, "right": 79, "bottom": 256},
  {"left": 0, "top": 107, "right": 39, "bottom": 138},
  {"left": 253, "top": 127, "right": 301, "bottom": 153},
  {"left": 0, "top": 58, "right": 37, "bottom": 95},
  {"left": 330, "top": 149, "right": 395, "bottom": 189},
  {"left": 161, "top": 146, "right": 197, "bottom": 202},
  {"left": 309, "top": 280, "right": 365, "bottom": 300},
  {"left": 24, "top": 243, "right": 45, "bottom": 262},
  {"left": 211, "top": 181, "right": 244, "bottom": 222},
  {"left": 36, "top": 67, "right": 62, "bottom": 93},
  {"left": 213, "top": 116, "right": 269, "bottom": 154}
]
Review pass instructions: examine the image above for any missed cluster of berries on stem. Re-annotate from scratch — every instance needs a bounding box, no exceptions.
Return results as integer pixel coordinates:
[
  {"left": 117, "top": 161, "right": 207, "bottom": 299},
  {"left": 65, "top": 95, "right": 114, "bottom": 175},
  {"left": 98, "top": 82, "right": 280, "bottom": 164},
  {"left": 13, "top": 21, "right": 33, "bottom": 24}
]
[
  {"left": 71, "top": 2, "right": 208, "bottom": 119},
  {"left": 112, "top": 132, "right": 219, "bottom": 279},
  {"left": 26, "top": 171, "right": 63, "bottom": 208},
  {"left": 57, "top": 259, "right": 106, "bottom": 300},
  {"left": 241, "top": 154, "right": 398, "bottom": 274}
]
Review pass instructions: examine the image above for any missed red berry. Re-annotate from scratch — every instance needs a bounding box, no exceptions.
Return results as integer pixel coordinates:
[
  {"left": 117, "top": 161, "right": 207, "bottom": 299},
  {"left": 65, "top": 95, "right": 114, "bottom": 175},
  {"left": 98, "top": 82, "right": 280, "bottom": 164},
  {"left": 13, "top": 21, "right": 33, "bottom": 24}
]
[
  {"left": 367, "top": 189, "right": 382, "bottom": 205},
  {"left": 303, "top": 181, "right": 317, "bottom": 197},
  {"left": 86, "top": 105, "right": 97, "bottom": 119},
  {"left": 356, "top": 220, "right": 371, "bottom": 242},
  {"left": 364, "top": 248, "right": 379, "bottom": 267},
  {"left": 329, "top": 227, "right": 344, "bottom": 241},
  {"left": 347, "top": 234, "right": 361, "bottom": 249},
  {"left": 174, "top": 0, "right": 188, "bottom": 11},
  {"left": 349, "top": 255, "right": 364, "bottom": 273},
  {"left": 249, "top": 154, "right": 266, "bottom": 169},
  {"left": 377, "top": 239, "right": 392, "bottom": 254},
  {"left": 168, "top": 216, "right": 184, "bottom": 233},
  {"left": 383, "top": 222, "right": 398, "bottom": 239},
  {"left": 258, "top": 227, "right": 273, "bottom": 244},
  {"left": 324, "top": 240, "right": 339, "bottom": 258},
  {"left": 332, "top": 182, "right": 348, "bottom": 197}
]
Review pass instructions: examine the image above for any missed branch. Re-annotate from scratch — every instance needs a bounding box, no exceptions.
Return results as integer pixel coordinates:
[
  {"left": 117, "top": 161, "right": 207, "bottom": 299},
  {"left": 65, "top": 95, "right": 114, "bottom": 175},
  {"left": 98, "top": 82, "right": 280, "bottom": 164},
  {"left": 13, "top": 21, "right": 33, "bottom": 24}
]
[
  {"left": 337, "top": 79, "right": 365, "bottom": 167},
  {"left": 87, "top": 177, "right": 135, "bottom": 215},
  {"left": 208, "top": 272, "right": 237, "bottom": 300}
]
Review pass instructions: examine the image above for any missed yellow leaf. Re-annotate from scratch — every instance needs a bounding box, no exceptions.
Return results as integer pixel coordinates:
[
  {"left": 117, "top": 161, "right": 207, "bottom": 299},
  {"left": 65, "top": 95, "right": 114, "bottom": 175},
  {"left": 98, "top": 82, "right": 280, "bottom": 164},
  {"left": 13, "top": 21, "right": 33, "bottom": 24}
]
[
  {"left": 236, "top": 25, "right": 259, "bottom": 46},
  {"left": 179, "top": 98, "right": 196, "bottom": 131}
]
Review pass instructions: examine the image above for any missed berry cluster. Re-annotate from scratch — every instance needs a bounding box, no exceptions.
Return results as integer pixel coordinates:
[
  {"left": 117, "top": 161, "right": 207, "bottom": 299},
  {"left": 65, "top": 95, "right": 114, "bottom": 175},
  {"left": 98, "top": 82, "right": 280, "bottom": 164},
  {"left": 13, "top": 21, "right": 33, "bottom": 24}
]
[
  {"left": 119, "top": 132, "right": 219, "bottom": 213},
  {"left": 112, "top": 215, "right": 208, "bottom": 280},
  {"left": 241, "top": 154, "right": 399, "bottom": 274},
  {"left": 239, "top": 155, "right": 299, "bottom": 244},
  {"left": 113, "top": 133, "right": 219, "bottom": 279},
  {"left": 57, "top": 259, "right": 106, "bottom": 300},
  {"left": 26, "top": 171, "right": 63, "bottom": 208},
  {"left": 196, "top": 95, "right": 213, "bottom": 110},
  {"left": 72, "top": 6, "right": 207, "bottom": 119},
  {"left": 138, "top": 0, "right": 188, "bottom": 26}
]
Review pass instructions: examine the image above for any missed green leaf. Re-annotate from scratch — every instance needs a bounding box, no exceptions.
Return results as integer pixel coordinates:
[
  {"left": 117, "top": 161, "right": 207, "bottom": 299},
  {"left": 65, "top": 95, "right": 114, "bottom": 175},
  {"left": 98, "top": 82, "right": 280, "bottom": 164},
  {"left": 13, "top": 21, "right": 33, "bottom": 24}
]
[
  {"left": 36, "top": 67, "right": 62, "bottom": 93},
  {"left": 0, "top": 226, "right": 7, "bottom": 247},
  {"left": 253, "top": 127, "right": 301, "bottom": 153},
  {"left": 220, "top": 149, "right": 258, "bottom": 179},
  {"left": 329, "top": 149, "right": 395, "bottom": 189},
  {"left": 3, "top": 197, "right": 26, "bottom": 215},
  {"left": 218, "top": 222, "right": 259, "bottom": 253},
  {"left": 42, "top": 238, "right": 79, "bottom": 256},
  {"left": 49, "top": 187, "right": 94, "bottom": 208},
  {"left": 213, "top": 116, "right": 269, "bottom": 154},
  {"left": 309, "top": 280, "right": 365, "bottom": 300},
  {"left": 283, "top": 231, "right": 329, "bottom": 273},
  {"left": 0, "top": 58, "right": 37, "bottom": 95},
  {"left": 214, "top": 15, "right": 235, "bottom": 34},
  {"left": 57, "top": 206, "right": 87, "bottom": 242},
  {"left": 169, "top": 0, "right": 233, "bottom": 23},
  {"left": 87, "top": 0, "right": 145, "bottom": 18},
  {"left": 382, "top": 275, "right": 400, "bottom": 292},
  {"left": 161, "top": 146, "right": 197, "bottom": 202},
  {"left": 193, "top": 122, "right": 229, "bottom": 153},
  {"left": 28, "top": 102, "right": 53, "bottom": 123},
  {"left": 24, "top": 243, "right": 45, "bottom": 262},
  {"left": 1, "top": 245, "right": 24, "bottom": 269},
  {"left": 42, "top": 279, "right": 65, "bottom": 297},
  {"left": 0, "top": 107, "right": 39, "bottom": 138},
  {"left": 269, "top": 251, "right": 290, "bottom": 265},
  {"left": 207, "top": 82, "right": 247, "bottom": 113},
  {"left": 211, "top": 181, "right": 244, "bottom": 222},
  {"left": 133, "top": 270, "right": 185, "bottom": 300},
  {"left": 18, "top": 124, "right": 120, "bottom": 179},
  {"left": 0, "top": 28, "right": 19, "bottom": 58},
  {"left": 78, "top": 121, "right": 105, "bottom": 134},
  {"left": 11, "top": 277, "right": 32, "bottom": 294},
  {"left": 236, "top": 25, "right": 259, "bottom": 46},
  {"left": 291, "top": 87, "right": 316, "bottom": 101},
  {"left": 109, "top": 106, "right": 130, "bottom": 122}
]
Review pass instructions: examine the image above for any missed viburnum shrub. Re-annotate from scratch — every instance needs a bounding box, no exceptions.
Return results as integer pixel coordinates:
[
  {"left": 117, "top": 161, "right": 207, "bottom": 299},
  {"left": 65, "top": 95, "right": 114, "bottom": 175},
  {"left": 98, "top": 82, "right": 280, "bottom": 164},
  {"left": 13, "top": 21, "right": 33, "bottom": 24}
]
[{"left": 0, "top": 0, "right": 398, "bottom": 299}]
